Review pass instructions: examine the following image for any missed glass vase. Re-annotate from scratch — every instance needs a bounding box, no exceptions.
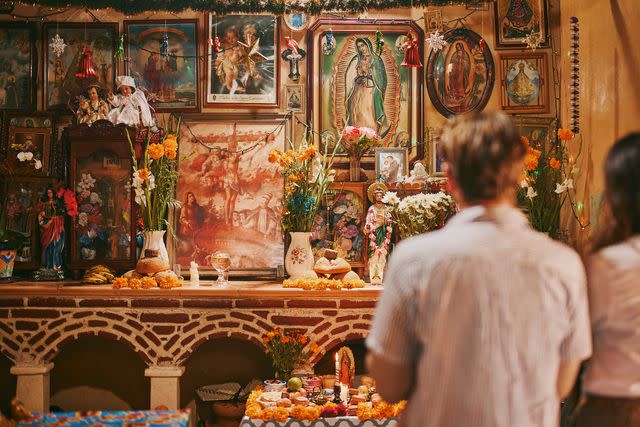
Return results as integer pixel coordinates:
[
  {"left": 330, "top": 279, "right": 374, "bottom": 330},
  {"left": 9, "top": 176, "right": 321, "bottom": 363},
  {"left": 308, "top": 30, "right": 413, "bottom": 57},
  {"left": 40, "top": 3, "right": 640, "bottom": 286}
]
[{"left": 349, "top": 158, "right": 361, "bottom": 182}]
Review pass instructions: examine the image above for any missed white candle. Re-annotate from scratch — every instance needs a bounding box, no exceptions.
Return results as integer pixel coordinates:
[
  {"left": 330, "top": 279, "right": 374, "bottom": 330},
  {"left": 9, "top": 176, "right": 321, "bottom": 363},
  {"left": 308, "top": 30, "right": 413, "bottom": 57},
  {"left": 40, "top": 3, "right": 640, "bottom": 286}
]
[
  {"left": 340, "top": 383, "right": 349, "bottom": 403},
  {"left": 335, "top": 352, "right": 339, "bottom": 381}
]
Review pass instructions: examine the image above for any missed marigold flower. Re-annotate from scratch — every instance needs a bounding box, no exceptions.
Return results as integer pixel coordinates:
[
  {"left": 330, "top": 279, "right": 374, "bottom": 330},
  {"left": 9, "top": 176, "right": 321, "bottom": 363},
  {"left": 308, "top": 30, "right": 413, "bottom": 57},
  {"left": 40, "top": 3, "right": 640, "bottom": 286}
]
[
  {"left": 268, "top": 149, "right": 282, "bottom": 163},
  {"left": 524, "top": 146, "right": 541, "bottom": 171},
  {"left": 549, "top": 157, "right": 561, "bottom": 170},
  {"left": 558, "top": 128, "right": 574, "bottom": 140},
  {"left": 520, "top": 135, "right": 530, "bottom": 146},
  {"left": 138, "top": 168, "right": 150, "bottom": 181},
  {"left": 262, "top": 337, "right": 270, "bottom": 344},
  {"left": 148, "top": 143, "right": 165, "bottom": 160},
  {"left": 165, "top": 149, "right": 177, "bottom": 160}
]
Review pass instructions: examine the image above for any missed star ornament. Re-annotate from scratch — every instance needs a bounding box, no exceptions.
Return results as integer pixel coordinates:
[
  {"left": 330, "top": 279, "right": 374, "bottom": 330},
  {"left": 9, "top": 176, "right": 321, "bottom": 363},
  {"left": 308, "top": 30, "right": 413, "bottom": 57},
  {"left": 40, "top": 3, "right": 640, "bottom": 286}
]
[
  {"left": 525, "top": 32, "right": 544, "bottom": 51},
  {"left": 427, "top": 31, "right": 447, "bottom": 52},
  {"left": 49, "top": 33, "right": 67, "bottom": 58}
]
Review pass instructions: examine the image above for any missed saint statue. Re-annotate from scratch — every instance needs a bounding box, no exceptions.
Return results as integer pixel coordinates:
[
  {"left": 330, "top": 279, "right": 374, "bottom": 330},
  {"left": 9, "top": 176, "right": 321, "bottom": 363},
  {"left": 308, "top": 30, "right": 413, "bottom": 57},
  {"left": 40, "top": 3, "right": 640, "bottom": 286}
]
[
  {"left": 344, "top": 38, "right": 389, "bottom": 138},
  {"left": 76, "top": 84, "right": 110, "bottom": 126},
  {"left": 364, "top": 182, "right": 392, "bottom": 285},
  {"left": 508, "top": 62, "right": 537, "bottom": 104},
  {"left": 38, "top": 187, "right": 65, "bottom": 270}
]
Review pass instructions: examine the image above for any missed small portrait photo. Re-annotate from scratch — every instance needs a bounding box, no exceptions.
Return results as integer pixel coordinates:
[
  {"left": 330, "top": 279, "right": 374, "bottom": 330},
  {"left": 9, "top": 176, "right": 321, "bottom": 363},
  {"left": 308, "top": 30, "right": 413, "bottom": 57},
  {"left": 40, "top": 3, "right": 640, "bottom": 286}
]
[
  {"left": 375, "top": 147, "right": 408, "bottom": 185},
  {"left": 424, "top": 9, "right": 443, "bottom": 33},
  {"left": 284, "top": 84, "right": 304, "bottom": 113}
]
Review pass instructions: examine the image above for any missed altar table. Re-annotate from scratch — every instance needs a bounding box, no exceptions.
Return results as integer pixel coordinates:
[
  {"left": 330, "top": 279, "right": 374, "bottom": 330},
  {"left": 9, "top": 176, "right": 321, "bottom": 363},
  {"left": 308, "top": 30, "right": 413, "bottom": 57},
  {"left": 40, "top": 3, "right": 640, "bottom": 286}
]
[
  {"left": 17, "top": 409, "right": 191, "bottom": 426},
  {"left": 240, "top": 416, "right": 399, "bottom": 427}
]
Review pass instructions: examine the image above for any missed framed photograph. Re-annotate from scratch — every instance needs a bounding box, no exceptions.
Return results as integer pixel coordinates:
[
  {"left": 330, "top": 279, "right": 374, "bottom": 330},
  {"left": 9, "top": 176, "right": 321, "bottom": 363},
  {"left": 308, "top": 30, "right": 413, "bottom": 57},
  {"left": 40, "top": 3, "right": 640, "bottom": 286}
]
[
  {"left": 513, "top": 115, "right": 557, "bottom": 153},
  {"left": 311, "top": 182, "right": 367, "bottom": 269},
  {"left": 284, "top": 84, "right": 304, "bottom": 113},
  {"left": 124, "top": 19, "right": 199, "bottom": 112},
  {"left": 426, "top": 28, "right": 495, "bottom": 118},
  {"left": 206, "top": 14, "right": 279, "bottom": 107},
  {"left": 308, "top": 19, "right": 424, "bottom": 163},
  {"left": 174, "top": 114, "right": 288, "bottom": 276},
  {"left": 427, "top": 127, "right": 445, "bottom": 176},
  {"left": 1, "top": 177, "right": 58, "bottom": 270},
  {"left": 424, "top": 9, "right": 444, "bottom": 33},
  {"left": 0, "top": 23, "right": 36, "bottom": 111},
  {"left": 374, "top": 147, "right": 408, "bottom": 185},
  {"left": 499, "top": 52, "right": 549, "bottom": 114},
  {"left": 43, "top": 22, "right": 118, "bottom": 111},
  {"left": 494, "top": 0, "right": 550, "bottom": 49}
]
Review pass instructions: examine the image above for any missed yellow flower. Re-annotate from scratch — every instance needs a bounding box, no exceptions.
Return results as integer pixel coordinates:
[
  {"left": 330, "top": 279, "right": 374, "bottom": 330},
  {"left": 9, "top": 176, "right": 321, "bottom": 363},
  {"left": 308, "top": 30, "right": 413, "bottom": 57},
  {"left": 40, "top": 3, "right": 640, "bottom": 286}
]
[
  {"left": 163, "top": 134, "right": 178, "bottom": 151},
  {"left": 268, "top": 149, "right": 282, "bottom": 164},
  {"left": 138, "top": 168, "right": 150, "bottom": 181},
  {"left": 148, "top": 143, "right": 165, "bottom": 160},
  {"left": 524, "top": 146, "right": 541, "bottom": 171},
  {"left": 558, "top": 128, "right": 574, "bottom": 140},
  {"left": 165, "top": 149, "right": 177, "bottom": 160},
  {"left": 549, "top": 157, "right": 561, "bottom": 170}
]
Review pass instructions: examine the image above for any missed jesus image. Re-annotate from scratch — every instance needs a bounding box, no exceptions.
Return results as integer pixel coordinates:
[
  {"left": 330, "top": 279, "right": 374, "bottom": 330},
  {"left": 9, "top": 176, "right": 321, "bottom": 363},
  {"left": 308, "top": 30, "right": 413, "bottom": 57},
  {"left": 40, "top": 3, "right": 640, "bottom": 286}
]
[{"left": 223, "top": 124, "right": 242, "bottom": 226}]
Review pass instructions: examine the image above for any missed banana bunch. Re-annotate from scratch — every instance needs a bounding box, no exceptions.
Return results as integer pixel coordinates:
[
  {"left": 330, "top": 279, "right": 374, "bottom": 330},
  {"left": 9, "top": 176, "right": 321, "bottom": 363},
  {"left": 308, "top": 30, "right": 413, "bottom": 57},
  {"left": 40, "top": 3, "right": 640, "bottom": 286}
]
[{"left": 82, "top": 265, "right": 116, "bottom": 284}]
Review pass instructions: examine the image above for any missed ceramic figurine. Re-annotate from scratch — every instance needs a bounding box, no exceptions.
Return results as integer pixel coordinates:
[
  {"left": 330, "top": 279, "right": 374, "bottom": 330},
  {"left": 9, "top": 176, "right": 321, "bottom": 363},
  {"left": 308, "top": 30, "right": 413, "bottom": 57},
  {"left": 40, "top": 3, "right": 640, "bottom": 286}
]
[
  {"left": 76, "top": 84, "right": 110, "bottom": 126},
  {"left": 107, "top": 75, "right": 155, "bottom": 127},
  {"left": 364, "top": 182, "right": 392, "bottom": 285},
  {"left": 406, "top": 161, "right": 429, "bottom": 186}
]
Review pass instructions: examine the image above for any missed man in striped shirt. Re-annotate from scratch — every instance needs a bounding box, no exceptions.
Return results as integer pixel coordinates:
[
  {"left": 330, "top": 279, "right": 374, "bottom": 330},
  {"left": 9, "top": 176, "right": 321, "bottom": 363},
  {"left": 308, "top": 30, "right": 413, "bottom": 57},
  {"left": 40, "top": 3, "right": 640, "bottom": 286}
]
[{"left": 366, "top": 112, "right": 592, "bottom": 427}]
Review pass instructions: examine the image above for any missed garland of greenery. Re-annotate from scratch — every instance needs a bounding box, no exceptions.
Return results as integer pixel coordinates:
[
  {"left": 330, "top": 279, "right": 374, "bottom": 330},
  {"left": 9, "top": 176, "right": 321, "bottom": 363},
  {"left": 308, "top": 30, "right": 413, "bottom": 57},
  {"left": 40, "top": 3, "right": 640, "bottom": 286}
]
[{"left": 21, "top": 0, "right": 491, "bottom": 15}]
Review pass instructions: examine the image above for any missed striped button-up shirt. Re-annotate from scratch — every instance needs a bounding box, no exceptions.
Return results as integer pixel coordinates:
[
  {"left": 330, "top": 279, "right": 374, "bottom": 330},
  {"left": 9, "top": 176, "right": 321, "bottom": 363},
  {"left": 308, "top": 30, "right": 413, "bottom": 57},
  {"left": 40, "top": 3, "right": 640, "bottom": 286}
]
[{"left": 366, "top": 205, "right": 592, "bottom": 427}]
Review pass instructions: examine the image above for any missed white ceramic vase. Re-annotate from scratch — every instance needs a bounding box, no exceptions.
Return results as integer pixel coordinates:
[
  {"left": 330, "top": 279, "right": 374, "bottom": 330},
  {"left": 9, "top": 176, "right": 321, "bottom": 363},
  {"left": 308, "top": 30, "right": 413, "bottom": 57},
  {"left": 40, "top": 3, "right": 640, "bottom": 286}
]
[
  {"left": 140, "top": 230, "right": 169, "bottom": 262},
  {"left": 284, "top": 232, "right": 314, "bottom": 279}
]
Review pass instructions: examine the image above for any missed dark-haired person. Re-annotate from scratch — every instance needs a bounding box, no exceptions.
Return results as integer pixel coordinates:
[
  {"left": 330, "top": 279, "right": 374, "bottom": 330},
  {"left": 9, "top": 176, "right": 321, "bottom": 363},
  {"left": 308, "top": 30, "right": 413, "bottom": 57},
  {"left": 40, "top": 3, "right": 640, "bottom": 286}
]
[
  {"left": 365, "top": 112, "right": 592, "bottom": 427},
  {"left": 577, "top": 132, "right": 640, "bottom": 427}
]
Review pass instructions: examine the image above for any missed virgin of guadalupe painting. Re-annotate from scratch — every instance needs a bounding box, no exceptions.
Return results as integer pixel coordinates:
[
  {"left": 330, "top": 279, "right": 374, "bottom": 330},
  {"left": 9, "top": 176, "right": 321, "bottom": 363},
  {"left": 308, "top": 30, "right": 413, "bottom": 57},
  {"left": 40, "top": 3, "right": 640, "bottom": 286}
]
[
  {"left": 426, "top": 28, "right": 494, "bottom": 118},
  {"left": 500, "top": 52, "right": 548, "bottom": 114},
  {"left": 494, "top": 0, "right": 549, "bottom": 48},
  {"left": 310, "top": 19, "right": 423, "bottom": 162}
]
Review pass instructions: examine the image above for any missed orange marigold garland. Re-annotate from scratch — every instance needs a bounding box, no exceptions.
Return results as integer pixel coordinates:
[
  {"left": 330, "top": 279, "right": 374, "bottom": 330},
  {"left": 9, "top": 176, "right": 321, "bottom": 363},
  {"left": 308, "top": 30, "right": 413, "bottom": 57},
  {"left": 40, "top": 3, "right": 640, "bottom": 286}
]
[{"left": 282, "top": 278, "right": 366, "bottom": 290}]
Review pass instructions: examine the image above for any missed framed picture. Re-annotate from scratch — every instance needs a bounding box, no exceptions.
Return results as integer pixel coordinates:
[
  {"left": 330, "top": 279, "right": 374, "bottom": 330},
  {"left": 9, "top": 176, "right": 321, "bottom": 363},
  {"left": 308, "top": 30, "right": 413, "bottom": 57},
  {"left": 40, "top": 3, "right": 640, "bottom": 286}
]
[
  {"left": 284, "top": 84, "right": 304, "bottom": 113},
  {"left": 311, "top": 182, "right": 367, "bottom": 269},
  {"left": 206, "top": 14, "right": 279, "bottom": 107},
  {"left": 426, "top": 28, "right": 495, "bottom": 118},
  {"left": 513, "top": 115, "right": 557, "bottom": 153},
  {"left": 424, "top": 9, "right": 444, "bottom": 33},
  {"left": 284, "top": 13, "right": 308, "bottom": 32},
  {"left": 499, "top": 52, "right": 549, "bottom": 114},
  {"left": 494, "top": 0, "right": 550, "bottom": 49},
  {"left": 0, "top": 23, "right": 36, "bottom": 111},
  {"left": 43, "top": 23, "right": 118, "bottom": 111},
  {"left": 427, "top": 127, "right": 445, "bottom": 176},
  {"left": 374, "top": 147, "right": 408, "bottom": 185},
  {"left": 124, "top": 19, "right": 199, "bottom": 112},
  {"left": 0, "top": 177, "right": 58, "bottom": 270},
  {"left": 174, "top": 114, "right": 288, "bottom": 276},
  {"left": 308, "top": 19, "right": 424, "bottom": 163},
  {"left": 2, "top": 113, "right": 57, "bottom": 177}
]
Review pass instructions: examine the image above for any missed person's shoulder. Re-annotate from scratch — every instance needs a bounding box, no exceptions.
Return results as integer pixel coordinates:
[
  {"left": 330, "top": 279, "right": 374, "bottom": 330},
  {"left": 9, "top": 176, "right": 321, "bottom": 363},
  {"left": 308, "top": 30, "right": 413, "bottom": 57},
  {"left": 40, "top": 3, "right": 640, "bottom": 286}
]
[
  {"left": 589, "top": 236, "right": 640, "bottom": 271},
  {"left": 391, "top": 228, "right": 448, "bottom": 262},
  {"left": 523, "top": 229, "right": 585, "bottom": 281}
]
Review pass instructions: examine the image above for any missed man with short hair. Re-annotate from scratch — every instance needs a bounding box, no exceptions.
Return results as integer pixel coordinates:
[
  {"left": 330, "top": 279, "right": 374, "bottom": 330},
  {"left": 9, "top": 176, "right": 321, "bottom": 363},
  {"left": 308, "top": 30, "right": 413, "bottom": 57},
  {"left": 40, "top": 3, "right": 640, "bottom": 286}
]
[{"left": 366, "top": 112, "right": 591, "bottom": 427}]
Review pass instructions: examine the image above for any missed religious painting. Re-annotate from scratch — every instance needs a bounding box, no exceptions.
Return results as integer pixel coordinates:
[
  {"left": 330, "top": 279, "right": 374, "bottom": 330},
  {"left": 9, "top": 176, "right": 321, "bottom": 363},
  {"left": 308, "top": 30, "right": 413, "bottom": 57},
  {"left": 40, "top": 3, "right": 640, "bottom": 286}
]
[
  {"left": 284, "top": 13, "right": 308, "bottom": 32},
  {"left": 284, "top": 84, "right": 304, "bottom": 113},
  {"left": 124, "top": 19, "right": 199, "bottom": 112},
  {"left": 308, "top": 19, "right": 423, "bottom": 163},
  {"left": 1, "top": 178, "right": 57, "bottom": 270},
  {"left": 175, "top": 114, "right": 287, "bottom": 275},
  {"left": 0, "top": 23, "right": 36, "bottom": 111},
  {"left": 2, "top": 113, "right": 57, "bottom": 177},
  {"left": 335, "top": 347, "right": 355, "bottom": 388},
  {"left": 206, "top": 14, "right": 279, "bottom": 107},
  {"left": 426, "top": 28, "right": 495, "bottom": 118},
  {"left": 494, "top": 0, "right": 549, "bottom": 49},
  {"left": 513, "top": 116, "right": 556, "bottom": 154},
  {"left": 311, "top": 182, "right": 366, "bottom": 268},
  {"left": 374, "top": 148, "right": 408, "bottom": 185},
  {"left": 43, "top": 23, "right": 117, "bottom": 111},
  {"left": 499, "top": 52, "right": 548, "bottom": 114}
]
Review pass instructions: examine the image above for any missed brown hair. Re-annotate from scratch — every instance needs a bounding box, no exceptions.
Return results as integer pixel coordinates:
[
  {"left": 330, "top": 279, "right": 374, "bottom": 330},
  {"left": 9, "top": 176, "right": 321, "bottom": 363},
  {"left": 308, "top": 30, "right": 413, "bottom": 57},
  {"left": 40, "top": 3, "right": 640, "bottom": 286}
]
[
  {"left": 591, "top": 132, "right": 640, "bottom": 251},
  {"left": 440, "top": 112, "right": 526, "bottom": 203}
]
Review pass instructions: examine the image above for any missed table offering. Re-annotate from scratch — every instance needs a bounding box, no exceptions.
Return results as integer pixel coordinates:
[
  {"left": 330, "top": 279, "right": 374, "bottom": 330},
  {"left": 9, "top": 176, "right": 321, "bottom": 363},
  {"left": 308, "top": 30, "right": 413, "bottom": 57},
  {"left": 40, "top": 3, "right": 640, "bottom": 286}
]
[{"left": 112, "top": 249, "right": 183, "bottom": 289}]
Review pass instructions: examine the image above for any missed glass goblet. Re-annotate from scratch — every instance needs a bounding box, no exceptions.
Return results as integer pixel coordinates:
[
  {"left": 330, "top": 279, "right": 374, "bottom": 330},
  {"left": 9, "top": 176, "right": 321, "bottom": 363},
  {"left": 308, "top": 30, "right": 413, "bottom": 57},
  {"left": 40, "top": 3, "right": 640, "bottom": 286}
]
[{"left": 209, "top": 252, "right": 231, "bottom": 287}]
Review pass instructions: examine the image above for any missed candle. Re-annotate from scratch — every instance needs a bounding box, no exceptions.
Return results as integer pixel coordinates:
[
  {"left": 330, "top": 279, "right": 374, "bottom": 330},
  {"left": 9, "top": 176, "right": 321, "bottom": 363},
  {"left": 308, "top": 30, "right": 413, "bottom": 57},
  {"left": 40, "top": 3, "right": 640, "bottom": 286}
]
[
  {"left": 335, "top": 352, "right": 339, "bottom": 381},
  {"left": 340, "top": 383, "right": 349, "bottom": 404}
]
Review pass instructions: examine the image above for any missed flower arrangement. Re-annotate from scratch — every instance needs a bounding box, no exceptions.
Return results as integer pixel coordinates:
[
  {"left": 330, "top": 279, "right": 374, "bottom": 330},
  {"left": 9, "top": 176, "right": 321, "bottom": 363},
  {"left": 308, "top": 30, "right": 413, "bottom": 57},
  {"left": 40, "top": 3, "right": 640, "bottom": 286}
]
[
  {"left": 125, "top": 121, "right": 180, "bottom": 231},
  {"left": 15, "top": 151, "right": 42, "bottom": 170},
  {"left": 282, "top": 277, "right": 366, "bottom": 290},
  {"left": 339, "top": 126, "right": 379, "bottom": 160},
  {"left": 518, "top": 128, "right": 585, "bottom": 237},
  {"left": 269, "top": 135, "right": 337, "bottom": 233},
  {"left": 262, "top": 329, "right": 320, "bottom": 378},
  {"left": 111, "top": 275, "right": 183, "bottom": 289},
  {"left": 383, "top": 191, "right": 456, "bottom": 239}
]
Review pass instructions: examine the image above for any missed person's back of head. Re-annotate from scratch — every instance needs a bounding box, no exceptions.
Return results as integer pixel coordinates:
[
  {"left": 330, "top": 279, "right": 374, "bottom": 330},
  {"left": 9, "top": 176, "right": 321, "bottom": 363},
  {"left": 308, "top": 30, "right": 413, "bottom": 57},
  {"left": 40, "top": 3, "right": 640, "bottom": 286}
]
[
  {"left": 592, "top": 132, "right": 640, "bottom": 251},
  {"left": 440, "top": 112, "right": 526, "bottom": 205}
]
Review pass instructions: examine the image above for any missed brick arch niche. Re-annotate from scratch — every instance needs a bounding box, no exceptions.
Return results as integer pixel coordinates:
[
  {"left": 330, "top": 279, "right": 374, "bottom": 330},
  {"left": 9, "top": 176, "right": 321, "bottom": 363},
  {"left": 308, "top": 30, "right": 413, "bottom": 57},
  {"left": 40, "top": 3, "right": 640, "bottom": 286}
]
[{"left": 314, "top": 338, "right": 368, "bottom": 379}]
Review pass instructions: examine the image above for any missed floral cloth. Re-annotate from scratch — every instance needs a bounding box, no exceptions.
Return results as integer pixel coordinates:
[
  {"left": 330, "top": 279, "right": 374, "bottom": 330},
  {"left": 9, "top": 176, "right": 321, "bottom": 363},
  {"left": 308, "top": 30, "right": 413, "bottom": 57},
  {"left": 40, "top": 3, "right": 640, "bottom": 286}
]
[
  {"left": 18, "top": 410, "right": 190, "bottom": 427},
  {"left": 240, "top": 416, "right": 398, "bottom": 427}
]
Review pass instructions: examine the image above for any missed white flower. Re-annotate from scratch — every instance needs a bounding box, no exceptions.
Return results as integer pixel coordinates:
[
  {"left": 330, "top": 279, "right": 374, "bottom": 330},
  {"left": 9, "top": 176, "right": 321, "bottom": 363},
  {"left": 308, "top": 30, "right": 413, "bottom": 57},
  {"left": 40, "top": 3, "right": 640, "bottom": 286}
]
[
  {"left": 382, "top": 191, "right": 400, "bottom": 206},
  {"left": 87, "top": 229, "right": 97, "bottom": 239},
  {"left": 554, "top": 178, "right": 574, "bottom": 194},
  {"left": 24, "top": 151, "right": 33, "bottom": 161},
  {"left": 17, "top": 151, "right": 33, "bottom": 162},
  {"left": 526, "top": 186, "right": 538, "bottom": 200},
  {"left": 33, "top": 159, "right": 42, "bottom": 169},
  {"left": 520, "top": 179, "right": 528, "bottom": 188},
  {"left": 78, "top": 212, "right": 89, "bottom": 227},
  {"left": 134, "top": 188, "right": 146, "bottom": 206},
  {"left": 89, "top": 192, "right": 102, "bottom": 205}
]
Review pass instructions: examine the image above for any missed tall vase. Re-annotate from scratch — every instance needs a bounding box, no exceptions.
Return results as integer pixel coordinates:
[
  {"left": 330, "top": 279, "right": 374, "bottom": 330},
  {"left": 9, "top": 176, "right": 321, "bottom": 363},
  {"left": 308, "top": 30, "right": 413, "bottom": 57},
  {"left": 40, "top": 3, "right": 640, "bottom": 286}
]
[
  {"left": 139, "top": 230, "right": 169, "bottom": 262},
  {"left": 349, "top": 158, "right": 361, "bottom": 182},
  {"left": 285, "top": 232, "right": 314, "bottom": 280},
  {"left": 0, "top": 242, "right": 16, "bottom": 280}
]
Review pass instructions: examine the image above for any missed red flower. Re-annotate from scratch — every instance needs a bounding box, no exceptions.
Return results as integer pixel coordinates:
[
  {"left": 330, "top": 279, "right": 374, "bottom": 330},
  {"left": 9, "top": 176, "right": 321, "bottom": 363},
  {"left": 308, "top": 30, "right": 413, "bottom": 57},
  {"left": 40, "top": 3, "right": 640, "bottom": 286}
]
[{"left": 61, "top": 189, "right": 78, "bottom": 216}]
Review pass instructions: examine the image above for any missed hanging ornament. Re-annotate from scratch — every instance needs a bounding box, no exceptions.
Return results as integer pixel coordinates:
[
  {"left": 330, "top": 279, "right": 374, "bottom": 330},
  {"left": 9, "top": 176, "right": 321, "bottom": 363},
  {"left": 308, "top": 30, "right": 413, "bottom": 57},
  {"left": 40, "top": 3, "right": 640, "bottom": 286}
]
[
  {"left": 401, "top": 32, "right": 422, "bottom": 68},
  {"left": 524, "top": 32, "right": 544, "bottom": 51},
  {"left": 375, "top": 31, "right": 385, "bottom": 55},
  {"left": 116, "top": 34, "right": 125, "bottom": 61},
  {"left": 49, "top": 33, "right": 67, "bottom": 58},
  {"left": 74, "top": 44, "right": 97, "bottom": 79},
  {"left": 282, "top": 36, "right": 306, "bottom": 81},
  {"left": 569, "top": 17, "right": 580, "bottom": 134},
  {"left": 426, "top": 30, "right": 447, "bottom": 52},
  {"left": 160, "top": 34, "right": 169, "bottom": 58},
  {"left": 322, "top": 29, "right": 335, "bottom": 55}
]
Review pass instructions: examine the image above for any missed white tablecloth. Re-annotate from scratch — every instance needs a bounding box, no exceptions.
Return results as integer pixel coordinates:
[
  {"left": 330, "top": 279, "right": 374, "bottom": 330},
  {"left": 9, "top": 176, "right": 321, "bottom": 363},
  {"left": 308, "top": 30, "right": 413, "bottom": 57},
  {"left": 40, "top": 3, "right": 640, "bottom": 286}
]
[{"left": 240, "top": 416, "right": 399, "bottom": 427}]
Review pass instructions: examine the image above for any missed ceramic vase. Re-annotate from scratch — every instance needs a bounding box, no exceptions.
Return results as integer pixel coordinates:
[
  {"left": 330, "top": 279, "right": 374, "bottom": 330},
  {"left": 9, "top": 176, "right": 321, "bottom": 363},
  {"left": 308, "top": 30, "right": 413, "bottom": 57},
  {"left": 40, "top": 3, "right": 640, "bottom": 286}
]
[
  {"left": 0, "top": 244, "right": 16, "bottom": 279},
  {"left": 139, "top": 230, "right": 169, "bottom": 263},
  {"left": 284, "top": 232, "right": 314, "bottom": 279}
]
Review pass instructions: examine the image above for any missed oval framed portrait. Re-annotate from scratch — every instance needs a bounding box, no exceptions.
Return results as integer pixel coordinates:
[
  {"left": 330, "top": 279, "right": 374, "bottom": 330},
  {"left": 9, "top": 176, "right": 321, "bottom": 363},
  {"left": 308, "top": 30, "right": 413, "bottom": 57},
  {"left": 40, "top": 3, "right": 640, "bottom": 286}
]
[
  {"left": 284, "top": 12, "right": 308, "bottom": 31},
  {"left": 426, "top": 28, "right": 495, "bottom": 117}
]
